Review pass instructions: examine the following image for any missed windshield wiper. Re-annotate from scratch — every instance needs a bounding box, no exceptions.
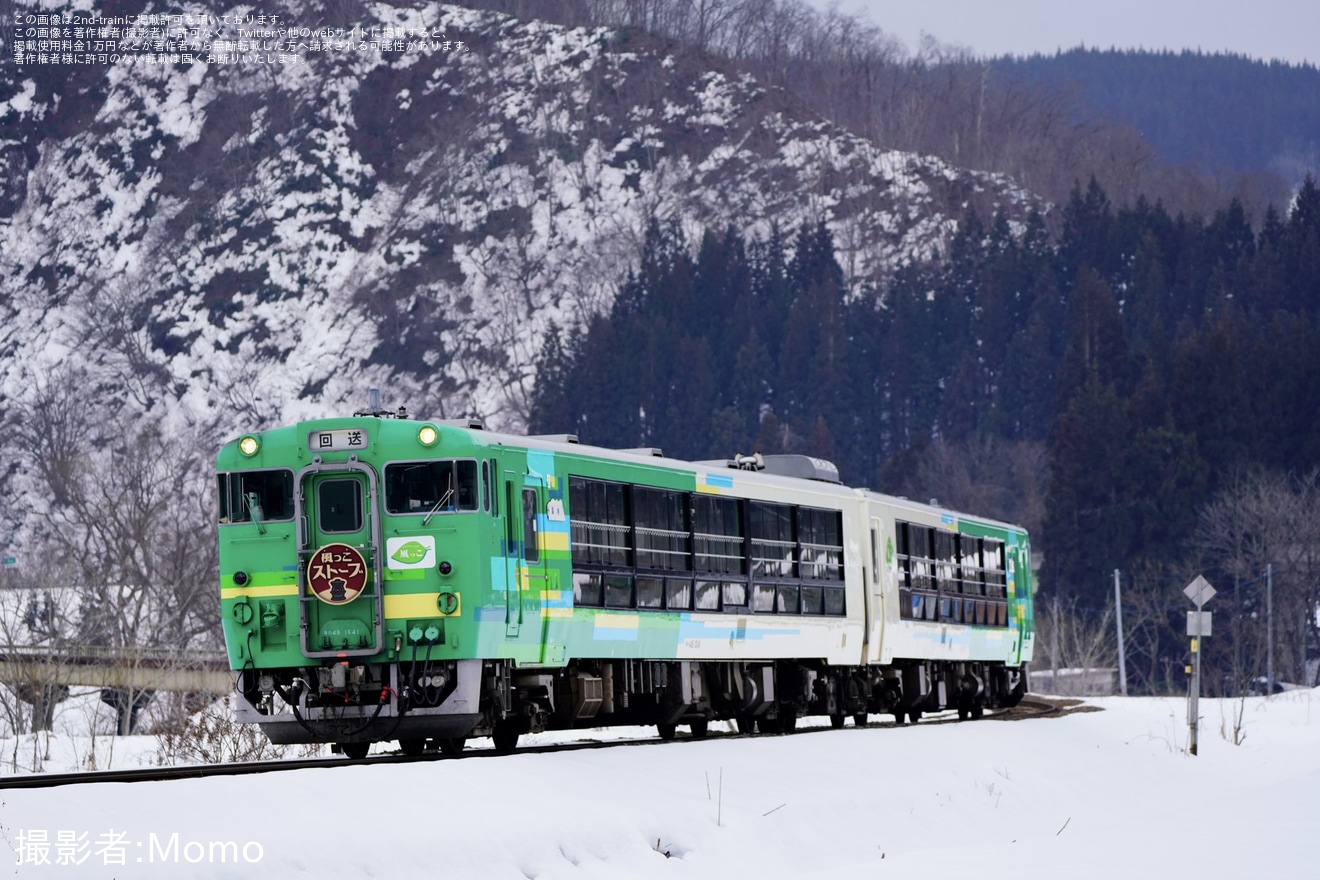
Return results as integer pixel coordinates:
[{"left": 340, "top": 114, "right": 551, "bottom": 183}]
[
  {"left": 421, "top": 488, "right": 454, "bottom": 526},
  {"left": 245, "top": 491, "right": 267, "bottom": 535}
]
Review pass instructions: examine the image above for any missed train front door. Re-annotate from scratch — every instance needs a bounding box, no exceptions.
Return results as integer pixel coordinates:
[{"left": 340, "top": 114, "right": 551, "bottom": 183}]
[{"left": 300, "top": 470, "right": 382, "bottom": 657}]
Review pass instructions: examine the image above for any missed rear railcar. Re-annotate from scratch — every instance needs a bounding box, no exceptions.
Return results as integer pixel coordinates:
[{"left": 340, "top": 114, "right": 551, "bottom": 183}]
[{"left": 861, "top": 491, "right": 1034, "bottom": 721}]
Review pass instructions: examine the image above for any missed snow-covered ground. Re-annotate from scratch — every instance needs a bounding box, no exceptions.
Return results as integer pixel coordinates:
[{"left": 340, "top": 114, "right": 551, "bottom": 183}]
[{"left": 3, "top": 690, "right": 1317, "bottom": 879}]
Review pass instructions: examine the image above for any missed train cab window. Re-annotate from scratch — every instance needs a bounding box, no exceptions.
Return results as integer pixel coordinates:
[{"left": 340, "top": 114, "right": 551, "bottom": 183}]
[
  {"left": 385, "top": 460, "right": 479, "bottom": 515},
  {"left": 317, "top": 478, "right": 363, "bottom": 533},
  {"left": 217, "top": 470, "right": 294, "bottom": 523}
]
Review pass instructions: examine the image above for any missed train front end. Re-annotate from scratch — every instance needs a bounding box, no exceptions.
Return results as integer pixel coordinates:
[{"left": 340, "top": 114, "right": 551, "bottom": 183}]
[{"left": 216, "top": 413, "right": 490, "bottom": 756}]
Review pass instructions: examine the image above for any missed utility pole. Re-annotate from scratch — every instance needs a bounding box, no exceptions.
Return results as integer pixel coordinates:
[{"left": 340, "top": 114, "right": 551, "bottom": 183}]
[
  {"left": 1114, "top": 570, "right": 1128, "bottom": 696},
  {"left": 1051, "top": 596, "right": 1060, "bottom": 693},
  {"left": 1266, "top": 563, "right": 1274, "bottom": 697}
]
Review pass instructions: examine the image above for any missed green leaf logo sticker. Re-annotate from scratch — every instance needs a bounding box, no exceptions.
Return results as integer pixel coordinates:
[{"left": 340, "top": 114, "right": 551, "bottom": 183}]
[
  {"left": 391, "top": 541, "right": 432, "bottom": 565},
  {"left": 385, "top": 535, "right": 437, "bottom": 571}
]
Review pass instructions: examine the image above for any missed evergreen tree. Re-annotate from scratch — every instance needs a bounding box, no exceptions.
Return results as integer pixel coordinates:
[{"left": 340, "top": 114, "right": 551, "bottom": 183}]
[{"left": 1042, "top": 374, "right": 1135, "bottom": 602}]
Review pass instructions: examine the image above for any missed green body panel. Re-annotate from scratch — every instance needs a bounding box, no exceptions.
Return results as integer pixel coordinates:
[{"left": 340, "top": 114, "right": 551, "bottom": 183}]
[
  {"left": 217, "top": 419, "right": 694, "bottom": 673},
  {"left": 954, "top": 519, "right": 1036, "bottom": 665}
]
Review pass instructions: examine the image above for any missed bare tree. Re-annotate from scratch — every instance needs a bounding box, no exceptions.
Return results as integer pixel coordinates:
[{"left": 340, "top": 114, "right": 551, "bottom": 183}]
[
  {"left": 8, "top": 375, "right": 220, "bottom": 735},
  {"left": 1191, "top": 469, "right": 1320, "bottom": 690},
  {"left": 1032, "top": 594, "right": 1118, "bottom": 695}
]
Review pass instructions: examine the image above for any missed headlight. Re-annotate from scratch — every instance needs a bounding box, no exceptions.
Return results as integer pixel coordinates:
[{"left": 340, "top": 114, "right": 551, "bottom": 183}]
[
  {"left": 417, "top": 425, "right": 439, "bottom": 447},
  {"left": 238, "top": 435, "right": 260, "bottom": 456}
]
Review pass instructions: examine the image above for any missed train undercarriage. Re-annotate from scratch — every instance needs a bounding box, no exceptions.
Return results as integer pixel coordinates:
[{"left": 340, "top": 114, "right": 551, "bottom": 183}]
[{"left": 235, "top": 657, "right": 1028, "bottom": 759}]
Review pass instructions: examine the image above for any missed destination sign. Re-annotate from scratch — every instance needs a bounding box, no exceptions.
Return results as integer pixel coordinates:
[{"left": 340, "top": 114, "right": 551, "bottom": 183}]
[{"left": 308, "top": 429, "right": 370, "bottom": 453}]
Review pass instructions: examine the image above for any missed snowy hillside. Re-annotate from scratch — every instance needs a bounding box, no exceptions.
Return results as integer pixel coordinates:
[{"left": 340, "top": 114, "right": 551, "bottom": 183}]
[
  {"left": 0, "top": 0, "right": 1038, "bottom": 441},
  {"left": 3, "top": 691, "right": 1317, "bottom": 878}
]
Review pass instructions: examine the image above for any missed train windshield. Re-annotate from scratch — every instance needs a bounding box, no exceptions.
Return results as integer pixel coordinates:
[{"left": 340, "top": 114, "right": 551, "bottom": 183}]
[
  {"left": 385, "top": 460, "right": 480, "bottom": 515},
  {"left": 217, "top": 470, "right": 294, "bottom": 523}
]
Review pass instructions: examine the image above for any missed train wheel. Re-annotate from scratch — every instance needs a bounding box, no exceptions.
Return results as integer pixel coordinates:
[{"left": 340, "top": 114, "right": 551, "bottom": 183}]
[
  {"left": 853, "top": 713, "right": 868, "bottom": 727},
  {"left": 891, "top": 710, "right": 906, "bottom": 726},
  {"left": 492, "top": 722, "right": 520, "bottom": 754},
  {"left": 689, "top": 719, "right": 709, "bottom": 739},
  {"left": 440, "top": 737, "right": 466, "bottom": 756},
  {"left": 957, "top": 706, "right": 970, "bottom": 721},
  {"left": 399, "top": 738, "right": 426, "bottom": 756},
  {"left": 341, "top": 742, "right": 370, "bottom": 760},
  {"left": 736, "top": 714, "right": 755, "bottom": 734},
  {"left": 908, "top": 710, "right": 923, "bottom": 724},
  {"left": 780, "top": 711, "right": 798, "bottom": 734},
  {"left": 829, "top": 713, "right": 846, "bottom": 729},
  {"left": 656, "top": 722, "right": 677, "bottom": 741},
  {"left": 971, "top": 703, "right": 984, "bottom": 720}
]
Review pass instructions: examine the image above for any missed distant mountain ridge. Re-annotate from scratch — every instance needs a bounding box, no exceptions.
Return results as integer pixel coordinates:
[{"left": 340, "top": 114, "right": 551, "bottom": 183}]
[{"left": 991, "top": 48, "right": 1320, "bottom": 184}]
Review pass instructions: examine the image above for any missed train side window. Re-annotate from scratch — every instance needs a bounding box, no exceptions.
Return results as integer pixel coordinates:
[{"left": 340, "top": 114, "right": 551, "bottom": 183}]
[
  {"left": 694, "top": 580, "right": 721, "bottom": 611},
  {"left": 604, "top": 574, "right": 632, "bottom": 608},
  {"left": 823, "top": 586, "right": 846, "bottom": 616},
  {"left": 523, "top": 488, "right": 540, "bottom": 563},
  {"left": 569, "top": 477, "right": 631, "bottom": 567},
  {"left": 634, "top": 487, "right": 691, "bottom": 572},
  {"left": 481, "top": 460, "right": 491, "bottom": 513},
  {"left": 574, "top": 572, "right": 603, "bottom": 606},
  {"left": 775, "top": 584, "right": 799, "bottom": 614},
  {"left": 665, "top": 578, "right": 693, "bottom": 611},
  {"left": 934, "top": 530, "right": 957, "bottom": 591},
  {"left": 801, "top": 584, "right": 824, "bottom": 615},
  {"left": 752, "top": 582, "right": 776, "bottom": 612},
  {"left": 694, "top": 496, "right": 745, "bottom": 575},
  {"left": 798, "top": 507, "right": 843, "bottom": 581},
  {"left": 721, "top": 581, "right": 747, "bottom": 609},
  {"left": 636, "top": 576, "right": 664, "bottom": 609},
  {"left": 749, "top": 502, "right": 795, "bottom": 577}
]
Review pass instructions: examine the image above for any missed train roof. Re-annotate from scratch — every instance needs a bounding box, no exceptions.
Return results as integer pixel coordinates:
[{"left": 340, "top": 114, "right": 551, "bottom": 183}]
[
  {"left": 219, "top": 414, "right": 1027, "bottom": 535},
  {"left": 467, "top": 424, "right": 1026, "bottom": 533}
]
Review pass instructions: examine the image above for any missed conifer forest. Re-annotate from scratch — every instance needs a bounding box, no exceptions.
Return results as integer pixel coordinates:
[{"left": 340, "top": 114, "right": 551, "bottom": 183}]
[{"left": 531, "top": 177, "right": 1320, "bottom": 694}]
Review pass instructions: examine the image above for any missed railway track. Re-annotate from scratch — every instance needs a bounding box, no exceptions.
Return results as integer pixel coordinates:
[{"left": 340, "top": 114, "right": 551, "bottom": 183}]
[{"left": 0, "top": 696, "right": 1080, "bottom": 790}]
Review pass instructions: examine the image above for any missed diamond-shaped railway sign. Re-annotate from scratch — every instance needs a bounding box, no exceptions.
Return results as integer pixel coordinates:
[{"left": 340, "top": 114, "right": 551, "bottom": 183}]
[{"left": 1183, "top": 575, "right": 1217, "bottom": 608}]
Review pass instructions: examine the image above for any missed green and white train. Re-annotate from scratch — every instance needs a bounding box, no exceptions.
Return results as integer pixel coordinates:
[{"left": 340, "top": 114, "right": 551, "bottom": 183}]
[{"left": 217, "top": 404, "right": 1034, "bottom": 757}]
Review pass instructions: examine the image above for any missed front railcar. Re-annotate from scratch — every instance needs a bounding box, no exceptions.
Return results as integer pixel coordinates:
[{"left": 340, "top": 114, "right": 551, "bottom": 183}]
[{"left": 217, "top": 415, "right": 494, "bottom": 756}]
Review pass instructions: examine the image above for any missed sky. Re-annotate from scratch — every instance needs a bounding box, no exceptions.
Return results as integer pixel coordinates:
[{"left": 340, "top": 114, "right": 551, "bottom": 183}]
[
  {"left": 3, "top": 689, "right": 1319, "bottom": 879},
  {"left": 820, "top": 0, "right": 1320, "bottom": 66}
]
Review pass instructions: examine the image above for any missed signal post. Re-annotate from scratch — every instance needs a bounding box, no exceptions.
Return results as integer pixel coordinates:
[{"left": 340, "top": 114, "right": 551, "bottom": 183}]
[{"left": 1184, "top": 575, "right": 1216, "bottom": 756}]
